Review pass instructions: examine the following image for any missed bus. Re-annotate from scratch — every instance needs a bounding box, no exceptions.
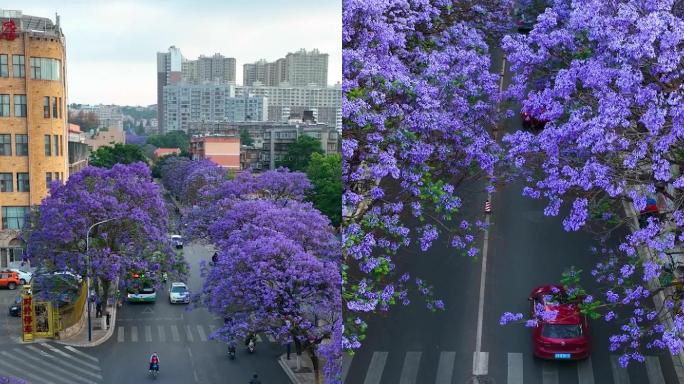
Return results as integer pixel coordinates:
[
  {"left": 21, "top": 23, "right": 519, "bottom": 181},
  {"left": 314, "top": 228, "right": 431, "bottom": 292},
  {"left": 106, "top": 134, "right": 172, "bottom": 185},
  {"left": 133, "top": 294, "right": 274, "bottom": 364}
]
[{"left": 126, "top": 272, "right": 156, "bottom": 303}]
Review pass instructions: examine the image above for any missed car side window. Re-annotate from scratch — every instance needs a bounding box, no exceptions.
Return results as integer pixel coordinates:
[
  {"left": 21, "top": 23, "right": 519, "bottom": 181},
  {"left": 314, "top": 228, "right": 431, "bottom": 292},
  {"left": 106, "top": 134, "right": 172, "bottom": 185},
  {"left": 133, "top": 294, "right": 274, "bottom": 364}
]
[{"left": 0, "top": 273, "right": 7, "bottom": 279}]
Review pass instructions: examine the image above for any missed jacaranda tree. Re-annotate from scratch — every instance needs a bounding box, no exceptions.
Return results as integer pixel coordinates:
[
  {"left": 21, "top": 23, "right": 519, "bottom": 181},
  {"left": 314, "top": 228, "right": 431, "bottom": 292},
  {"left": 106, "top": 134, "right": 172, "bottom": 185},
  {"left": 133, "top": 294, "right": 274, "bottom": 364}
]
[
  {"left": 499, "top": 0, "right": 684, "bottom": 367},
  {"left": 25, "top": 163, "right": 184, "bottom": 307},
  {"left": 342, "top": 0, "right": 507, "bottom": 353}
]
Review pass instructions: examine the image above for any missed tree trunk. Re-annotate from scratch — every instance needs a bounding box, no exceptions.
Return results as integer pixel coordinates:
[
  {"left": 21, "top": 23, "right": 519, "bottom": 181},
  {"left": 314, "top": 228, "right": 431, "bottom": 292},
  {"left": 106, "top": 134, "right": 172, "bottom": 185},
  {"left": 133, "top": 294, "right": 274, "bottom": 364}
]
[
  {"left": 100, "top": 279, "right": 111, "bottom": 313},
  {"left": 308, "top": 346, "right": 321, "bottom": 384}
]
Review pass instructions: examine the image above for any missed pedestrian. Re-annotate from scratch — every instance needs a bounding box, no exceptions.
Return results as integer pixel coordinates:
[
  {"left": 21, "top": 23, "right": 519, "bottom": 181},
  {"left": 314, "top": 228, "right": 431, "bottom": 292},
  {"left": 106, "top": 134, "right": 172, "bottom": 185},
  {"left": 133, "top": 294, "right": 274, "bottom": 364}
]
[
  {"left": 286, "top": 342, "right": 291, "bottom": 360},
  {"left": 249, "top": 373, "right": 261, "bottom": 384},
  {"left": 212, "top": 252, "right": 218, "bottom": 264},
  {"left": 95, "top": 297, "right": 103, "bottom": 318}
]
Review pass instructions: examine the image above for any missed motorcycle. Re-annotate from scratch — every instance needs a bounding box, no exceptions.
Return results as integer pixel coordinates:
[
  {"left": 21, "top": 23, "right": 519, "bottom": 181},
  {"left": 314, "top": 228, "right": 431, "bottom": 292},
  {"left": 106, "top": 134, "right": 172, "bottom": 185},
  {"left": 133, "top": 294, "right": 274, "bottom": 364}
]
[
  {"left": 228, "top": 345, "right": 236, "bottom": 360},
  {"left": 247, "top": 337, "right": 255, "bottom": 353},
  {"left": 149, "top": 363, "right": 159, "bottom": 379}
]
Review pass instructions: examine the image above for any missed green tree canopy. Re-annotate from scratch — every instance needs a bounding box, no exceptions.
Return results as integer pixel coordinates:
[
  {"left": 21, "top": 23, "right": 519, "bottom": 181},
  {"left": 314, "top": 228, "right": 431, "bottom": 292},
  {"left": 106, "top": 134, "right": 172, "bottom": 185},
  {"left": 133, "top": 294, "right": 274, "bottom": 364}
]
[
  {"left": 89, "top": 143, "right": 148, "bottom": 168},
  {"left": 306, "top": 152, "right": 341, "bottom": 228},
  {"left": 283, "top": 135, "right": 324, "bottom": 171},
  {"left": 146, "top": 131, "right": 190, "bottom": 152},
  {"left": 240, "top": 128, "right": 254, "bottom": 146}
]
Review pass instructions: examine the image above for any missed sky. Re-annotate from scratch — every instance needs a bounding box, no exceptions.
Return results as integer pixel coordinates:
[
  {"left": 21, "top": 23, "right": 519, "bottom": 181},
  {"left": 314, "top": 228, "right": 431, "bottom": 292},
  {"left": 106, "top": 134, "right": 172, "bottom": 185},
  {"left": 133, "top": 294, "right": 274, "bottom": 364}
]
[{"left": 15, "top": 0, "right": 342, "bottom": 106}]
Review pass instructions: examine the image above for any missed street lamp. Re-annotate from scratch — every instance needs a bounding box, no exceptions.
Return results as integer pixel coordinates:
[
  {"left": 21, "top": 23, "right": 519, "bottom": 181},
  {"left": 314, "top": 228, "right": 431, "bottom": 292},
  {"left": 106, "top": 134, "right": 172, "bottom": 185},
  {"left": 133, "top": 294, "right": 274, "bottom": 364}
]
[{"left": 86, "top": 218, "right": 116, "bottom": 342}]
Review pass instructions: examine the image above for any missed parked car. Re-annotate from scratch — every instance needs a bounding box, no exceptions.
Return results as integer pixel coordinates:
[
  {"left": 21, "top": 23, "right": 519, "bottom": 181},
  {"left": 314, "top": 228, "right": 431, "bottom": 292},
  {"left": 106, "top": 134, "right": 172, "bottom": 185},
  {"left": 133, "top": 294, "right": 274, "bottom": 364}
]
[
  {"left": 8, "top": 296, "right": 21, "bottom": 316},
  {"left": 8, "top": 269, "right": 32, "bottom": 285},
  {"left": 0, "top": 271, "right": 21, "bottom": 290},
  {"left": 529, "top": 285, "right": 590, "bottom": 360},
  {"left": 171, "top": 235, "right": 183, "bottom": 249},
  {"left": 169, "top": 282, "right": 190, "bottom": 304},
  {"left": 521, "top": 109, "right": 548, "bottom": 131}
]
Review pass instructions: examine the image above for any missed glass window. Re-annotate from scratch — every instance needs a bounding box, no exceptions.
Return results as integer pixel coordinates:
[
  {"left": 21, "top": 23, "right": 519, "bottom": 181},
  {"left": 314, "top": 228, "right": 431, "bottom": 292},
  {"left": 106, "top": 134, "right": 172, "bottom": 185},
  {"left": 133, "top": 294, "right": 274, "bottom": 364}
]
[
  {"left": 52, "top": 97, "right": 57, "bottom": 118},
  {"left": 53, "top": 135, "right": 59, "bottom": 156},
  {"left": 46, "top": 172, "right": 52, "bottom": 188},
  {"left": 16, "top": 173, "right": 29, "bottom": 192},
  {"left": 541, "top": 324, "right": 582, "bottom": 339},
  {"left": 0, "top": 95, "right": 8, "bottom": 117},
  {"left": 43, "top": 97, "right": 50, "bottom": 118},
  {"left": 12, "top": 55, "right": 24, "bottom": 78},
  {"left": 13, "top": 95, "right": 26, "bottom": 117},
  {"left": 0, "top": 173, "right": 12, "bottom": 192},
  {"left": 60, "top": 135, "right": 63, "bottom": 156},
  {"left": 29, "top": 57, "right": 61, "bottom": 81},
  {"left": 58, "top": 97, "right": 62, "bottom": 118},
  {"left": 0, "top": 55, "right": 7, "bottom": 77},
  {"left": 44, "top": 135, "right": 51, "bottom": 156},
  {"left": 15, "top": 134, "right": 27, "bottom": 156},
  {"left": 1, "top": 207, "right": 30, "bottom": 229},
  {"left": 0, "top": 134, "right": 10, "bottom": 156}
]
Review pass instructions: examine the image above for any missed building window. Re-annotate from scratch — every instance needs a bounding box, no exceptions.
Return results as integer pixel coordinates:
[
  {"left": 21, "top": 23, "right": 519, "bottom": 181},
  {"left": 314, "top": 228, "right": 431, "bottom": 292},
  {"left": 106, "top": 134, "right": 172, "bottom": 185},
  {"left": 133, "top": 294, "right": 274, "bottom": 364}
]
[
  {"left": 0, "top": 95, "right": 8, "bottom": 117},
  {"left": 44, "top": 135, "right": 51, "bottom": 156},
  {"left": 52, "top": 97, "right": 57, "bottom": 118},
  {"left": 0, "top": 55, "right": 7, "bottom": 78},
  {"left": 1, "top": 247, "right": 25, "bottom": 265},
  {"left": 0, "top": 134, "right": 10, "bottom": 156},
  {"left": 60, "top": 135, "right": 63, "bottom": 156},
  {"left": 16, "top": 173, "right": 29, "bottom": 192},
  {"left": 13, "top": 95, "right": 26, "bottom": 117},
  {"left": 29, "top": 57, "right": 61, "bottom": 81},
  {"left": 43, "top": 96, "right": 50, "bottom": 118},
  {"left": 54, "top": 135, "right": 59, "bottom": 156},
  {"left": 12, "top": 55, "right": 24, "bottom": 78},
  {"left": 0, "top": 173, "right": 12, "bottom": 192},
  {"left": 46, "top": 172, "right": 52, "bottom": 188},
  {"left": 58, "top": 97, "right": 62, "bottom": 118},
  {"left": 1, "top": 207, "right": 29, "bottom": 229},
  {"left": 15, "top": 134, "right": 27, "bottom": 156}
]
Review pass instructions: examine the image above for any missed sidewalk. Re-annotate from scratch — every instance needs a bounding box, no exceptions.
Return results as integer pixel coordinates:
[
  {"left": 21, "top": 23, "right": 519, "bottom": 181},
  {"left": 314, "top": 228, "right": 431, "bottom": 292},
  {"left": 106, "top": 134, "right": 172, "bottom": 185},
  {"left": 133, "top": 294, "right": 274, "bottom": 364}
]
[
  {"left": 279, "top": 353, "right": 319, "bottom": 384},
  {"left": 55, "top": 294, "right": 119, "bottom": 348}
]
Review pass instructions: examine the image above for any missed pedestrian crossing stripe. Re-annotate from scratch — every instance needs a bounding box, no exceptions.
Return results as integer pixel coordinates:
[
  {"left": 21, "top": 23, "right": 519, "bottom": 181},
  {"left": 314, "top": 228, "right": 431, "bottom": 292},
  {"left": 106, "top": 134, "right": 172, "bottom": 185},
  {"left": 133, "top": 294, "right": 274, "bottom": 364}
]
[
  {"left": 0, "top": 343, "right": 103, "bottom": 384},
  {"left": 113, "top": 324, "right": 279, "bottom": 344},
  {"left": 344, "top": 351, "right": 670, "bottom": 384}
]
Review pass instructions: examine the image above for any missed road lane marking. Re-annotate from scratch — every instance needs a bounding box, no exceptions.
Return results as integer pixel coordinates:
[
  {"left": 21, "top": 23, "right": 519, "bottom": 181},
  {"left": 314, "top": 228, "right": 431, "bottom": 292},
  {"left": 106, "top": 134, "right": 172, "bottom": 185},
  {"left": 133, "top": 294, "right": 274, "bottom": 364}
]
[
  {"left": 341, "top": 354, "right": 353, "bottom": 383},
  {"left": 131, "top": 325, "right": 139, "bottom": 342},
  {"left": 36, "top": 343, "right": 101, "bottom": 371},
  {"left": 577, "top": 356, "right": 595, "bottom": 384},
  {"left": 0, "top": 353, "right": 58, "bottom": 384},
  {"left": 399, "top": 351, "right": 421, "bottom": 384},
  {"left": 64, "top": 345, "right": 99, "bottom": 363},
  {"left": 542, "top": 362, "right": 559, "bottom": 384},
  {"left": 158, "top": 324, "right": 166, "bottom": 342},
  {"left": 507, "top": 352, "right": 523, "bottom": 384},
  {"left": 196, "top": 324, "right": 208, "bottom": 341},
  {"left": 11, "top": 349, "right": 92, "bottom": 384},
  {"left": 170, "top": 324, "right": 180, "bottom": 342},
  {"left": 645, "top": 356, "right": 666, "bottom": 384},
  {"left": 363, "top": 351, "right": 388, "bottom": 384},
  {"left": 185, "top": 325, "right": 194, "bottom": 342},
  {"left": 435, "top": 351, "right": 455, "bottom": 384},
  {"left": 473, "top": 209, "right": 492, "bottom": 376},
  {"left": 473, "top": 351, "right": 489, "bottom": 376},
  {"left": 610, "top": 355, "right": 630, "bottom": 384},
  {"left": 145, "top": 325, "right": 152, "bottom": 342},
  {"left": 117, "top": 326, "right": 124, "bottom": 342},
  {"left": 26, "top": 345, "right": 103, "bottom": 381}
]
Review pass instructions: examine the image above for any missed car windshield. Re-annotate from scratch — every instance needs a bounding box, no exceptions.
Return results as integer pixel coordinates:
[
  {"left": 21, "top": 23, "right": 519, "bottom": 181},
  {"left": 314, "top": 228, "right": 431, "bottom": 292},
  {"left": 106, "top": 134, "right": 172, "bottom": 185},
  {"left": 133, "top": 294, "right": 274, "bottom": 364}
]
[
  {"left": 541, "top": 324, "right": 582, "bottom": 339},
  {"left": 171, "top": 286, "right": 186, "bottom": 293}
]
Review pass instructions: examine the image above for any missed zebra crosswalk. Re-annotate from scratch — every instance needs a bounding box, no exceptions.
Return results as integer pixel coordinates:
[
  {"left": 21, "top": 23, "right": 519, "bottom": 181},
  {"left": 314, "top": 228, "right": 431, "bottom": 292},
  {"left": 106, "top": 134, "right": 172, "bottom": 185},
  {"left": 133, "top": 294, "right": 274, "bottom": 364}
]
[
  {"left": 0, "top": 342, "right": 103, "bottom": 384},
  {"left": 344, "top": 351, "right": 670, "bottom": 384},
  {"left": 115, "top": 323, "right": 277, "bottom": 344}
]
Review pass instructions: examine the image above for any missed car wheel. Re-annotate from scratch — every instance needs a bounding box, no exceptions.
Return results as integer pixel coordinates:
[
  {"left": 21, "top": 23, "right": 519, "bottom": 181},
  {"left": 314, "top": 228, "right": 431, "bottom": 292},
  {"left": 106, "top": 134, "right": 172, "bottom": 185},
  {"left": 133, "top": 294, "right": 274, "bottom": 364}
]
[
  {"left": 8, "top": 283, "right": 16, "bottom": 290},
  {"left": 19, "top": 279, "right": 26, "bottom": 285}
]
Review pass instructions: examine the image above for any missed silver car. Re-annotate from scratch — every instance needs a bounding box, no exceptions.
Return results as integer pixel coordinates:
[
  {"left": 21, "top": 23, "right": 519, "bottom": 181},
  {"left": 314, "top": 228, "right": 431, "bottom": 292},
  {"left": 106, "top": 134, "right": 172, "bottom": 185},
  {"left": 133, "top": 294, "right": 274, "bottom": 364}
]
[{"left": 169, "top": 282, "right": 189, "bottom": 304}]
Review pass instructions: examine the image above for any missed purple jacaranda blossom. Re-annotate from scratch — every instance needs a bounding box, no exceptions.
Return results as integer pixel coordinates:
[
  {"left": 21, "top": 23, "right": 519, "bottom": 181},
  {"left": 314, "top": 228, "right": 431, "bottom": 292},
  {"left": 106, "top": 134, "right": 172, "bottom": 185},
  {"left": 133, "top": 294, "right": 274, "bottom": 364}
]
[{"left": 500, "top": 312, "right": 524, "bottom": 325}]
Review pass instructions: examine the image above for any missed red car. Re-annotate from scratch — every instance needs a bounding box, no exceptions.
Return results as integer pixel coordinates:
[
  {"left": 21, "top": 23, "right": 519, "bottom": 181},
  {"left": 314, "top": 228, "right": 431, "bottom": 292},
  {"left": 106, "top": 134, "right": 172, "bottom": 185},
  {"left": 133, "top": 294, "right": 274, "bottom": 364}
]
[
  {"left": 521, "top": 110, "right": 548, "bottom": 131},
  {"left": 529, "top": 285, "right": 590, "bottom": 360}
]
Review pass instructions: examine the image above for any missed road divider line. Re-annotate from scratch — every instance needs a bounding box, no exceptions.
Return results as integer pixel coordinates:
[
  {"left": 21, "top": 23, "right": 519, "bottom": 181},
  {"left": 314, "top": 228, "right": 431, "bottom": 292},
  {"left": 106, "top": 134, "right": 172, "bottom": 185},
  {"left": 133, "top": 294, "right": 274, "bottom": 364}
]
[
  {"left": 645, "top": 356, "right": 666, "bottom": 384},
  {"left": 117, "top": 326, "right": 124, "bottom": 342},
  {"left": 474, "top": 210, "right": 491, "bottom": 355},
  {"left": 363, "top": 351, "right": 388, "bottom": 384},
  {"left": 472, "top": 351, "right": 488, "bottom": 376},
  {"left": 577, "top": 356, "right": 595, "bottom": 384}
]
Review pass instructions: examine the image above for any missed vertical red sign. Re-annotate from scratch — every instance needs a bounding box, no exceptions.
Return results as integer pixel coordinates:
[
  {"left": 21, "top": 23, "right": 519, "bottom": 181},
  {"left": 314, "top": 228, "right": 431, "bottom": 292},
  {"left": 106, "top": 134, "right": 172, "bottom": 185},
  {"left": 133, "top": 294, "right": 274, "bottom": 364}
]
[
  {"left": 22, "top": 296, "right": 32, "bottom": 333},
  {"left": 0, "top": 20, "right": 17, "bottom": 41}
]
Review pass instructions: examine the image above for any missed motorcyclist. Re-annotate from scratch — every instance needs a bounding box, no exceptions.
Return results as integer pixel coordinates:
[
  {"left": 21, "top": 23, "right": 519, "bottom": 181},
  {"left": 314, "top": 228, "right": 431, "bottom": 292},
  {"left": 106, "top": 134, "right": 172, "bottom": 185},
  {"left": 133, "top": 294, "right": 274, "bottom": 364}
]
[
  {"left": 249, "top": 373, "right": 261, "bottom": 384},
  {"left": 149, "top": 352, "right": 160, "bottom": 372}
]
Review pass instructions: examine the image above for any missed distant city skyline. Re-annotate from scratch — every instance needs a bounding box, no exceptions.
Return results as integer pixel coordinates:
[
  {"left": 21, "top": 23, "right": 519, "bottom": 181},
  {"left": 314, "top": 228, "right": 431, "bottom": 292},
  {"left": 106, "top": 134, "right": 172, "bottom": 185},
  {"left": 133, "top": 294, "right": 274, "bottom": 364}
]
[{"left": 13, "top": 0, "right": 341, "bottom": 106}]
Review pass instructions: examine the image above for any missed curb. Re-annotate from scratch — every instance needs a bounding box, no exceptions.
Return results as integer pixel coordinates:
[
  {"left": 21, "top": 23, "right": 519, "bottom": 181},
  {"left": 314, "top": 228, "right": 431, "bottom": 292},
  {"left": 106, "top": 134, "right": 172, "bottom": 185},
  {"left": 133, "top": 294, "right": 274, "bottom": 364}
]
[
  {"left": 55, "top": 299, "right": 117, "bottom": 348},
  {"left": 279, "top": 354, "right": 301, "bottom": 384},
  {"left": 622, "top": 200, "right": 684, "bottom": 383}
]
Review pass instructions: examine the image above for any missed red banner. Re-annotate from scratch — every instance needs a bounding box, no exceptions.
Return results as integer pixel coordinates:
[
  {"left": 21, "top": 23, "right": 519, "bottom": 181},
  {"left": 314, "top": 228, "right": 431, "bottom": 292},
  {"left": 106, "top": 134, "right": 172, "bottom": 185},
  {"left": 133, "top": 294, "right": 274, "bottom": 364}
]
[
  {"left": 0, "top": 20, "right": 17, "bottom": 41},
  {"left": 22, "top": 296, "right": 32, "bottom": 333}
]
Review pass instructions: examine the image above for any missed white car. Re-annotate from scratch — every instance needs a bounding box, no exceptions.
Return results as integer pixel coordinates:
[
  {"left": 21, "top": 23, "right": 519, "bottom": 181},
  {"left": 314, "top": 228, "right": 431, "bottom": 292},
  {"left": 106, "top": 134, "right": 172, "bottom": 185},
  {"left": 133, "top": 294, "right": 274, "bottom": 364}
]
[
  {"left": 9, "top": 269, "right": 32, "bottom": 285},
  {"left": 170, "top": 235, "right": 183, "bottom": 249},
  {"left": 169, "top": 282, "right": 189, "bottom": 304}
]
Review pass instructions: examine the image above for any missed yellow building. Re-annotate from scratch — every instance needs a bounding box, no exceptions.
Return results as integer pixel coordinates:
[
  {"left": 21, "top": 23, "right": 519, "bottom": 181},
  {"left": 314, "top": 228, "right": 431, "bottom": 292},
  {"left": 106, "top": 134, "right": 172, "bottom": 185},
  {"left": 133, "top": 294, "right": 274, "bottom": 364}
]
[{"left": 0, "top": 10, "right": 68, "bottom": 266}]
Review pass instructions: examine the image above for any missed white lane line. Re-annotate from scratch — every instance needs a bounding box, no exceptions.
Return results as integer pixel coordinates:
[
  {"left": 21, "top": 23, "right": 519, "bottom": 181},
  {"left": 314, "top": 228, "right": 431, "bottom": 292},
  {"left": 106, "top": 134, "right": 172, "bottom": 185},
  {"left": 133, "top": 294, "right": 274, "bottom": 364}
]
[
  {"left": 64, "top": 345, "right": 99, "bottom": 363},
  {"left": 185, "top": 325, "right": 194, "bottom": 342},
  {"left": 11, "top": 349, "right": 93, "bottom": 384},
  {"left": 435, "top": 351, "right": 455, "bottom": 384},
  {"left": 645, "top": 356, "right": 666, "bottom": 384},
  {"left": 542, "top": 362, "right": 559, "bottom": 384},
  {"left": 0, "top": 354, "right": 57, "bottom": 384},
  {"left": 145, "top": 325, "right": 153, "bottom": 342},
  {"left": 497, "top": 60, "right": 507, "bottom": 114},
  {"left": 171, "top": 324, "right": 180, "bottom": 342},
  {"left": 398, "top": 351, "right": 421, "bottom": 384},
  {"left": 196, "top": 324, "right": 208, "bottom": 341},
  {"left": 507, "top": 352, "right": 523, "bottom": 384},
  {"left": 158, "top": 324, "right": 166, "bottom": 342},
  {"left": 610, "top": 355, "right": 630, "bottom": 384},
  {"left": 577, "top": 356, "right": 595, "bottom": 384},
  {"left": 26, "top": 345, "right": 103, "bottom": 381},
  {"left": 117, "top": 326, "right": 124, "bottom": 342},
  {"left": 131, "top": 325, "right": 139, "bottom": 342},
  {"left": 341, "top": 353, "right": 353, "bottom": 383},
  {"left": 363, "top": 351, "right": 388, "bottom": 384},
  {"left": 473, "top": 351, "right": 489, "bottom": 376},
  {"left": 37, "top": 343, "right": 101, "bottom": 371},
  {"left": 473, "top": 210, "right": 492, "bottom": 376}
]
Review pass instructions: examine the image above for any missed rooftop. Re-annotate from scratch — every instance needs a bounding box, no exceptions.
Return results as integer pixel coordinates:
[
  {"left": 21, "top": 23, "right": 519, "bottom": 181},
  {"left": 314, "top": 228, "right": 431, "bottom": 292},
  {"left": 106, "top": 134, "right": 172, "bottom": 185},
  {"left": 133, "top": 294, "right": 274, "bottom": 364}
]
[{"left": 0, "top": 9, "right": 63, "bottom": 38}]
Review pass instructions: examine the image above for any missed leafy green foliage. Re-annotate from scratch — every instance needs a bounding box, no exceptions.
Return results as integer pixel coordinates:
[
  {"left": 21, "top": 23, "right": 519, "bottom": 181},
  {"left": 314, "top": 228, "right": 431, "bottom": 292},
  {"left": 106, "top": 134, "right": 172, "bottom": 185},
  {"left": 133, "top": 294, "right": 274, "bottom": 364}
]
[
  {"left": 89, "top": 143, "right": 148, "bottom": 169},
  {"left": 306, "top": 153, "right": 342, "bottom": 227},
  {"left": 283, "top": 135, "right": 324, "bottom": 171},
  {"left": 146, "top": 131, "right": 190, "bottom": 152}
]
